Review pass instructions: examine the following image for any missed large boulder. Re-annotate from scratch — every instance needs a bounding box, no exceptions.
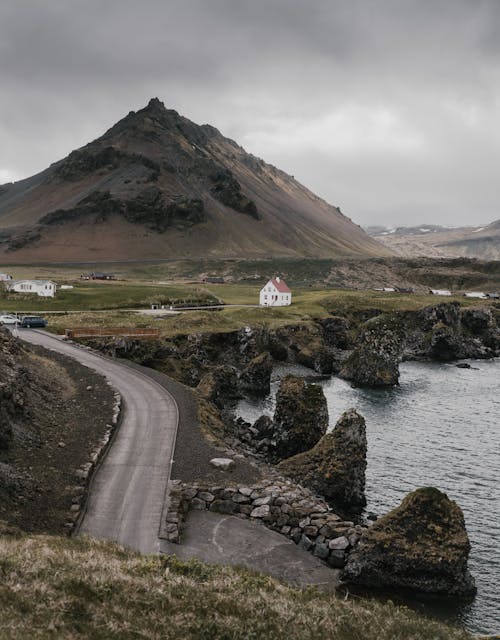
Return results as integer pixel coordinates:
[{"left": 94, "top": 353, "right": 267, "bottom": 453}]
[
  {"left": 272, "top": 375, "right": 328, "bottom": 460},
  {"left": 343, "top": 487, "right": 476, "bottom": 597},
  {"left": 340, "top": 318, "right": 402, "bottom": 387},
  {"left": 277, "top": 409, "right": 367, "bottom": 510},
  {"left": 196, "top": 365, "right": 239, "bottom": 408},
  {"left": 429, "top": 322, "right": 463, "bottom": 361},
  {"left": 239, "top": 352, "right": 273, "bottom": 396}
]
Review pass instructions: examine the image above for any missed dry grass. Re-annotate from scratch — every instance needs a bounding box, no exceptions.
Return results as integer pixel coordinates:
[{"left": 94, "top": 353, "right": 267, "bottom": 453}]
[{"left": 0, "top": 531, "right": 473, "bottom": 640}]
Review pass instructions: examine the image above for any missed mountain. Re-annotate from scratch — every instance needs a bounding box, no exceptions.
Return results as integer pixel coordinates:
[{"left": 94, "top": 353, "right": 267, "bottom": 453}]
[
  {"left": 0, "top": 99, "right": 387, "bottom": 263},
  {"left": 366, "top": 222, "right": 500, "bottom": 260}
]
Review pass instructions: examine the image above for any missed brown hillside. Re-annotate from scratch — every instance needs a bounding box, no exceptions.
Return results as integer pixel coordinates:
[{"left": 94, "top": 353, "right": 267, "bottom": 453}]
[{"left": 0, "top": 98, "right": 388, "bottom": 262}]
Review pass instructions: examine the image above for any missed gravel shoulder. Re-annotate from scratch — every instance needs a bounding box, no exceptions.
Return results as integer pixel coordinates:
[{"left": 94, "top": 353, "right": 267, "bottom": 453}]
[{"left": 116, "top": 358, "right": 261, "bottom": 487}]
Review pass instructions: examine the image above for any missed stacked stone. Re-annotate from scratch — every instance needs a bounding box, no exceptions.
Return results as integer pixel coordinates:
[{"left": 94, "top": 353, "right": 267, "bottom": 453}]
[{"left": 166, "top": 478, "right": 366, "bottom": 568}]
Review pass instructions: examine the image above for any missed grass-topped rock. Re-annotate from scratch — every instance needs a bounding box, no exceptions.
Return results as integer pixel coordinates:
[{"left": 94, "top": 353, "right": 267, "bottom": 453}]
[
  {"left": 277, "top": 409, "right": 367, "bottom": 511},
  {"left": 343, "top": 487, "right": 476, "bottom": 597},
  {"left": 273, "top": 375, "right": 328, "bottom": 460}
]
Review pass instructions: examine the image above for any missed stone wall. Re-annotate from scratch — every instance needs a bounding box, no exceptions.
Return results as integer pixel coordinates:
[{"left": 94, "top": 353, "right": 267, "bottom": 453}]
[{"left": 165, "top": 477, "right": 366, "bottom": 568}]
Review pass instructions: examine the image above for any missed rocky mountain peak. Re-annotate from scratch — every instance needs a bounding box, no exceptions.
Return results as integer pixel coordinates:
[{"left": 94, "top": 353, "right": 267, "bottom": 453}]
[{"left": 0, "top": 100, "right": 390, "bottom": 262}]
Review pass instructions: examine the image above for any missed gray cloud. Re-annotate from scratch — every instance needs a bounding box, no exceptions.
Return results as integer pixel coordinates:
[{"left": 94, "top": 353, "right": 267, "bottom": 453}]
[{"left": 1, "top": 0, "right": 499, "bottom": 226}]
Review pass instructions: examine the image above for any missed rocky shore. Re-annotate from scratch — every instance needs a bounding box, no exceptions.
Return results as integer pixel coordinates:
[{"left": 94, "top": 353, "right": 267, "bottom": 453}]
[{"left": 79, "top": 300, "right": 493, "bottom": 601}]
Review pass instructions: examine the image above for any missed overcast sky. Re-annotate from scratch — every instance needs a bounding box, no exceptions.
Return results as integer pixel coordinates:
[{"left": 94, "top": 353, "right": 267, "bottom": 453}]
[{"left": 1, "top": 0, "right": 499, "bottom": 227}]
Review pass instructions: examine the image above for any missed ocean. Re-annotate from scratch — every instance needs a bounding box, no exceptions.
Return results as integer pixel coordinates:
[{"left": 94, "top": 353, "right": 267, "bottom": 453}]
[{"left": 236, "top": 359, "right": 500, "bottom": 635}]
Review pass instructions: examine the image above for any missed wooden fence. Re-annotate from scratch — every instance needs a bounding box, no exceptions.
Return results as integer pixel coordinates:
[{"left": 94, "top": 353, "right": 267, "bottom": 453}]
[{"left": 64, "top": 327, "right": 160, "bottom": 339}]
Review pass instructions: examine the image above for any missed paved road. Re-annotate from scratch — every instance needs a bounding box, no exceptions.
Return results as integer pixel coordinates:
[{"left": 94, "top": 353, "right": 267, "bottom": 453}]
[{"left": 18, "top": 329, "right": 178, "bottom": 554}]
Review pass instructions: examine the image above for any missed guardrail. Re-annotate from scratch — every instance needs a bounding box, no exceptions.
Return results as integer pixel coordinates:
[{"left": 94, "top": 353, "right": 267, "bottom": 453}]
[{"left": 64, "top": 327, "right": 160, "bottom": 339}]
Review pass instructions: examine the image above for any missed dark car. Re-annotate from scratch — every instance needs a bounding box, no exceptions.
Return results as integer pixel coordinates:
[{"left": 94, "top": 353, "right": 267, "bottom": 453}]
[{"left": 19, "top": 315, "right": 48, "bottom": 328}]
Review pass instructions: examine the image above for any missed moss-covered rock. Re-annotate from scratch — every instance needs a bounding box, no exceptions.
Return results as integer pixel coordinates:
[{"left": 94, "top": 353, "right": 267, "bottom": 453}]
[
  {"left": 239, "top": 352, "right": 273, "bottom": 396},
  {"left": 340, "top": 318, "right": 402, "bottom": 387},
  {"left": 343, "top": 487, "right": 476, "bottom": 597},
  {"left": 277, "top": 409, "right": 367, "bottom": 510},
  {"left": 196, "top": 365, "right": 239, "bottom": 409},
  {"left": 272, "top": 375, "right": 328, "bottom": 460}
]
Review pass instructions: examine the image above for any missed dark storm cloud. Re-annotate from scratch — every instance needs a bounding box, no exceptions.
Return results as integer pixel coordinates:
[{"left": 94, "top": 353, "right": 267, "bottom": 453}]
[{"left": 1, "top": 0, "right": 499, "bottom": 225}]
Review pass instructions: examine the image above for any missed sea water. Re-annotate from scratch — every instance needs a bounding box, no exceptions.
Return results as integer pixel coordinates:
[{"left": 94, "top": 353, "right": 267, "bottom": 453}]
[{"left": 236, "top": 359, "right": 500, "bottom": 635}]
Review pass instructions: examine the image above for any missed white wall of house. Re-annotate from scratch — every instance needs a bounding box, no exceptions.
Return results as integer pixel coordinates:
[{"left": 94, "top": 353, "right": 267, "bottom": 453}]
[
  {"left": 9, "top": 280, "right": 57, "bottom": 298},
  {"left": 259, "top": 279, "right": 291, "bottom": 306}
]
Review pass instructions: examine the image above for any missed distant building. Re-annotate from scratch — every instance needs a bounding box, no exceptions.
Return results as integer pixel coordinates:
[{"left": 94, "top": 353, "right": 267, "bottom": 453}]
[
  {"left": 464, "top": 292, "right": 487, "bottom": 299},
  {"left": 259, "top": 277, "right": 291, "bottom": 306},
  {"left": 7, "top": 280, "right": 57, "bottom": 297},
  {"left": 80, "top": 272, "right": 116, "bottom": 280},
  {"left": 429, "top": 289, "right": 452, "bottom": 296},
  {"left": 486, "top": 292, "right": 499, "bottom": 299},
  {"left": 0, "top": 273, "right": 12, "bottom": 281}
]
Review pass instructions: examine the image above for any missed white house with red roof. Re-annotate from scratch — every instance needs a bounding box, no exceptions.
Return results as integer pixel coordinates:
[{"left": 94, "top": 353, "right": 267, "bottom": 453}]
[{"left": 259, "top": 277, "right": 292, "bottom": 306}]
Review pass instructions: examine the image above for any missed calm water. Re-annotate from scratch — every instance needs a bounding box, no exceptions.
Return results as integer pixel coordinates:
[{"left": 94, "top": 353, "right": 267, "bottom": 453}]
[{"left": 236, "top": 360, "right": 500, "bottom": 635}]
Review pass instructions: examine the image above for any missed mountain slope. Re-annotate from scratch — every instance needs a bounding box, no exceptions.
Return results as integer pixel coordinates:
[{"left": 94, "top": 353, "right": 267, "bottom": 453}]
[
  {"left": 0, "top": 99, "right": 388, "bottom": 262},
  {"left": 367, "top": 222, "right": 500, "bottom": 260}
]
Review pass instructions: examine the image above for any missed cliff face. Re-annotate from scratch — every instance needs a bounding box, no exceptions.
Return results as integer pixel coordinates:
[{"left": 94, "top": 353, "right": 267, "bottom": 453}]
[{"left": 0, "top": 98, "right": 388, "bottom": 262}]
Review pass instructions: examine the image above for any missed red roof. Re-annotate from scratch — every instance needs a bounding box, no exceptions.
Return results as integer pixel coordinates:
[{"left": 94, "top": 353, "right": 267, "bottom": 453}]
[{"left": 270, "top": 277, "right": 291, "bottom": 293}]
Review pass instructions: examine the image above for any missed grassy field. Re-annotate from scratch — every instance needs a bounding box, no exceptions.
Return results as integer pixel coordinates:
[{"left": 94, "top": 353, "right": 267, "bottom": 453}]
[
  {"left": 38, "top": 289, "right": 494, "bottom": 339},
  {"left": 1, "top": 265, "right": 495, "bottom": 338},
  {"left": 0, "top": 529, "right": 473, "bottom": 640}
]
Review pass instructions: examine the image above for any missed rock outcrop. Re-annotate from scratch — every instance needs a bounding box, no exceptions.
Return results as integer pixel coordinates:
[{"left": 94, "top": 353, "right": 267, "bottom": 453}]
[
  {"left": 343, "top": 487, "right": 476, "bottom": 597},
  {"left": 272, "top": 375, "right": 329, "bottom": 460},
  {"left": 340, "top": 318, "right": 402, "bottom": 387},
  {"left": 196, "top": 365, "right": 239, "bottom": 409},
  {"left": 238, "top": 352, "right": 272, "bottom": 396},
  {"left": 277, "top": 409, "right": 367, "bottom": 510}
]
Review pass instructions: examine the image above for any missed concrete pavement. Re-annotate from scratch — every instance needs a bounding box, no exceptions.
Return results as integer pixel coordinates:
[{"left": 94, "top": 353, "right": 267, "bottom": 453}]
[
  {"left": 17, "top": 329, "right": 178, "bottom": 554},
  {"left": 162, "top": 510, "right": 340, "bottom": 591}
]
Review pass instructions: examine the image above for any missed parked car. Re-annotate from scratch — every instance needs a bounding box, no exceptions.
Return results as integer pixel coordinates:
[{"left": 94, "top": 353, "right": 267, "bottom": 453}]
[
  {"left": 19, "top": 315, "right": 47, "bottom": 328},
  {"left": 0, "top": 314, "right": 20, "bottom": 325}
]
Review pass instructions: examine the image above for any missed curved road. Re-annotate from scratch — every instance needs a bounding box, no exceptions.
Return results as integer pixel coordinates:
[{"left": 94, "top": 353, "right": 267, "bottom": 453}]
[{"left": 18, "top": 329, "right": 178, "bottom": 554}]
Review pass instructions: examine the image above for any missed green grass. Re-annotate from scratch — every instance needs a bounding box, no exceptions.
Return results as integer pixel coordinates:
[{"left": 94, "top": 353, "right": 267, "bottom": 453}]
[
  {"left": 1, "top": 268, "right": 494, "bottom": 338},
  {"left": 8, "top": 283, "right": 488, "bottom": 339},
  {"left": 0, "top": 531, "right": 473, "bottom": 640}
]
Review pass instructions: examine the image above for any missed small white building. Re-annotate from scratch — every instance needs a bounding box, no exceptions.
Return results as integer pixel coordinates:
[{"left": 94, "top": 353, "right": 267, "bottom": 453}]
[
  {"left": 259, "top": 277, "right": 291, "bottom": 306},
  {"left": 0, "top": 273, "right": 12, "bottom": 281},
  {"left": 429, "top": 289, "right": 452, "bottom": 296},
  {"left": 7, "top": 280, "right": 57, "bottom": 298},
  {"left": 464, "top": 291, "right": 487, "bottom": 299}
]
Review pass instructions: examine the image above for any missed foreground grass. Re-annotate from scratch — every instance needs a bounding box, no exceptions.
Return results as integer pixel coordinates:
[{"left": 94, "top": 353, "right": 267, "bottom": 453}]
[{"left": 0, "top": 531, "right": 472, "bottom": 640}]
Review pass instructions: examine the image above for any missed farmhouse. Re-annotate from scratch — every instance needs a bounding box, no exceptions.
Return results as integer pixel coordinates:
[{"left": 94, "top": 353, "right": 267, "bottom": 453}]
[
  {"left": 259, "top": 277, "right": 291, "bottom": 306},
  {"left": 7, "top": 280, "right": 57, "bottom": 298},
  {"left": 429, "top": 289, "right": 452, "bottom": 296}
]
